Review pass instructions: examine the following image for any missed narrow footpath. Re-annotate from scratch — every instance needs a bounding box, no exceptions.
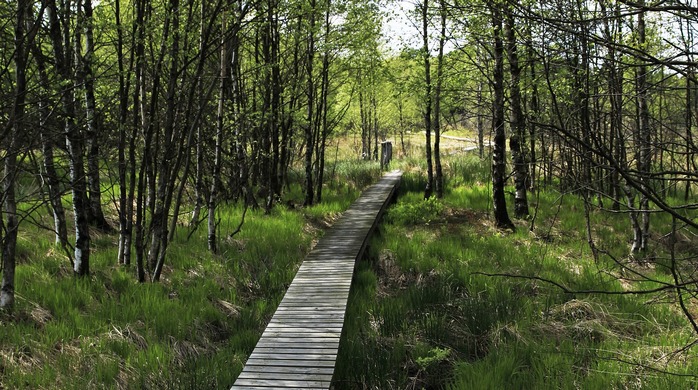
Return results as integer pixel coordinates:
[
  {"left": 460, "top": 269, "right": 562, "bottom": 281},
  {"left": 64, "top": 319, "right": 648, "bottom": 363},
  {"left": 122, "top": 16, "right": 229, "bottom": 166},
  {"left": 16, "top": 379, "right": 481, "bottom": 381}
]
[{"left": 231, "top": 170, "right": 402, "bottom": 389}]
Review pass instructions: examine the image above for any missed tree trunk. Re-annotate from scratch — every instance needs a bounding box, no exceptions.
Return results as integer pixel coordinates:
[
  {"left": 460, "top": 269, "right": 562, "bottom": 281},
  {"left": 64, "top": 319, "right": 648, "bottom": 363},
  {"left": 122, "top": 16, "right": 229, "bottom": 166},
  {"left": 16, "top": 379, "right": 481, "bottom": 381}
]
[
  {"left": 527, "top": 34, "right": 538, "bottom": 190},
  {"left": 433, "top": 0, "right": 446, "bottom": 198},
  {"left": 133, "top": 0, "right": 147, "bottom": 282},
  {"left": 268, "top": 0, "right": 281, "bottom": 210},
  {"left": 359, "top": 73, "right": 369, "bottom": 159},
  {"left": 47, "top": 0, "right": 91, "bottom": 276},
  {"left": 1, "top": 0, "right": 32, "bottom": 309},
  {"left": 422, "top": 0, "right": 434, "bottom": 199},
  {"left": 81, "top": 0, "right": 111, "bottom": 232},
  {"left": 231, "top": 7, "right": 246, "bottom": 203},
  {"left": 304, "top": 0, "right": 317, "bottom": 206},
  {"left": 372, "top": 87, "right": 378, "bottom": 161},
  {"left": 209, "top": 8, "right": 227, "bottom": 253},
  {"left": 504, "top": 6, "right": 529, "bottom": 218},
  {"left": 477, "top": 72, "right": 485, "bottom": 159},
  {"left": 490, "top": 3, "right": 515, "bottom": 230},
  {"left": 316, "top": 0, "right": 332, "bottom": 203},
  {"left": 115, "top": 0, "right": 134, "bottom": 265},
  {"left": 151, "top": 0, "right": 180, "bottom": 281},
  {"left": 2, "top": 129, "right": 19, "bottom": 308},
  {"left": 190, "top": 0, "right": 207, "bottom": 227},
  {"left": 635, "top": 5, "right": 651, "bottom": 253},
  {"left": 32, "top": 39, "right": 70, "bottom": 252}
]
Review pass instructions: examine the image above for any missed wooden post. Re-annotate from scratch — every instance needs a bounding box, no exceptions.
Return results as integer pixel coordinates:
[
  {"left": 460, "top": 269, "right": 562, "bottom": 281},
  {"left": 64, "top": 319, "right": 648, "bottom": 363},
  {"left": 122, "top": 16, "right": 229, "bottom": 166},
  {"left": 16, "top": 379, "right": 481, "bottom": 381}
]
[{"left": 381, "top": 141, "right": 392, "bottom": 170}]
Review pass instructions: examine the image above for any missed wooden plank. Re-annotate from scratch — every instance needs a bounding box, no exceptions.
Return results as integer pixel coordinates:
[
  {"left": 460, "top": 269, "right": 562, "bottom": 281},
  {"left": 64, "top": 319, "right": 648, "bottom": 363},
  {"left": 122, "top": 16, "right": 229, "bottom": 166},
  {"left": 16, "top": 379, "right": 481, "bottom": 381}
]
[
  {"left": 280, "top": 289, "right": 350, "bottom": 296},
  {"left": 237, "top": 372, "right": 334, "bottom": 381},
  {"left": 281, "top": 291, "right": 349, "bottom": 298},
  {"left": 265, "top": 325, "right": 343, "bottom": 332},
  {"left": 269, "top": 314, "right": 345, "bottom": 320},
  {"left": 233, "top": 379, "right": 330, "bottom": 388},
  {"left": 243, "top": 358, "right": 336, "bottom": 367},
  {"left": 251, "top": 337, "right": 340, "bottom": 344},
  {"left": 231, "top": 171, "right": 401, "bottom": 389},
  {"left": 273, "top": 307, "right": 346, "bottom": 313},
  {"left": 253, "top": 341, "right": 340, "bottom": 350},
  {"left": 231, "top": 387, "right": 324, "bottom": 390},
  {"left": 269, "top": 313, "right": 345, "bottom": 320},
  {"left": 260, "top": 331, "right": 341, "bottom": 339},
  {"left": 252, "top": 347, "right": 337, "bottom": 355},
  {"left": 242, "top": 365, "right": 335, "bottom": 375},
  {"left": 248, "top": 353, "right": 337, "bottom": 361},
  {"left": 278, "top": 301, "right": 347, "bottom": 307}
]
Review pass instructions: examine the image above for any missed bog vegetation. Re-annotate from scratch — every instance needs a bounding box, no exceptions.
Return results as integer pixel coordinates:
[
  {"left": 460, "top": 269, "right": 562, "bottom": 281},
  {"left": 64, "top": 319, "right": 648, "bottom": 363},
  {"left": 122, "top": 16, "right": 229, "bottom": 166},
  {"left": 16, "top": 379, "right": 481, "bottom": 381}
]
[{"left": 1, "top": 0, "right": 697, "bottom": 388}]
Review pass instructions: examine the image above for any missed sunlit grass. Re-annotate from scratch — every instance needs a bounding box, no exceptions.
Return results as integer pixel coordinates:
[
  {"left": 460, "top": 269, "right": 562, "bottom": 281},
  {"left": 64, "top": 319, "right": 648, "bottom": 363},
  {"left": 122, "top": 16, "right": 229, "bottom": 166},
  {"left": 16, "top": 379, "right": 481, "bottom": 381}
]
[
  {"left": 3, "top": 145, "right": 696, "bottom": 389},
  {"left": 334, "top": 150, "right": 698, "bottom": 389},
  {"left": 0, "top": 157, "right": 385, "bottom": 389}
]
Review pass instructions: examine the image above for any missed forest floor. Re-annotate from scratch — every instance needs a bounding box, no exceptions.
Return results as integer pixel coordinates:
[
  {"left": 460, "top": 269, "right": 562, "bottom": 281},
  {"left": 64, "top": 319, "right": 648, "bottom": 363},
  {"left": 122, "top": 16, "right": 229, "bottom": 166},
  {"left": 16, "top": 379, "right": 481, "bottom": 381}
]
[
  {"left": 1, "top": 137, "right": 697, "bottom": 389},
  {"left": 334, "top": 152, "right": 698, "bottom": 389}
]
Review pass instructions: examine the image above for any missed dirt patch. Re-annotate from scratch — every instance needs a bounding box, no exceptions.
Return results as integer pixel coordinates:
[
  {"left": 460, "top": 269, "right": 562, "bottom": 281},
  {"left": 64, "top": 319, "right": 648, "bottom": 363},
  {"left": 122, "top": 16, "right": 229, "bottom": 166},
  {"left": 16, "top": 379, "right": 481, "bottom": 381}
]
[
  {"left": 536, "top": 299, "right": 641, "bottom": 344},
  {"left": 443, "top": 207, "right": 484, "bottom": 225},
  {"left": 374, "top": 249, "right": 439, "bottom": 298},
  {"left": 172, "top": 339, "right": 207, "bottom": 368},
  {"left": 655, "top": 229, "right": 698, "bottom": 255},
  {"left": 107, "top": 324, "right": 148, "bottom": 350},
  {"left": 0, "top": 344, "right": 41, "bottom": 370},
  {"left": 29, "top": 305, "right": 53, "bottom": 328}
]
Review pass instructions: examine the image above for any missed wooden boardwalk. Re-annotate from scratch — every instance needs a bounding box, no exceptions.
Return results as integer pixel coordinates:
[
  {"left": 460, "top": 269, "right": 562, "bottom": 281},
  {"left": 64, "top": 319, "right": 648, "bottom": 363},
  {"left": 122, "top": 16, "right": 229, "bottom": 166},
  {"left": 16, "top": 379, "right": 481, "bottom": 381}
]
[{"left": 231, "top": 170, "right": 402, "bottom": 390}]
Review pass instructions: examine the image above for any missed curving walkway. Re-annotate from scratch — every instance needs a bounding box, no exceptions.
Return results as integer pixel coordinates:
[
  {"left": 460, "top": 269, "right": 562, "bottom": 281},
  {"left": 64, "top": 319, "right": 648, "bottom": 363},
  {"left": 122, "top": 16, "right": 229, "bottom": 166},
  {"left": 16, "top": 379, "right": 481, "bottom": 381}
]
[{"left": 231, "top": 170, "right": 402, "bottom": 390}]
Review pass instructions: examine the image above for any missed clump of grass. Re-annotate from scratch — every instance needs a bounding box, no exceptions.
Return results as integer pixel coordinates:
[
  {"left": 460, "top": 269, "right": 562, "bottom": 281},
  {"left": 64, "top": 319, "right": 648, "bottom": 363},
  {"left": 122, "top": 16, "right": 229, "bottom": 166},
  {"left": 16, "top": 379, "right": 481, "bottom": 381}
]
[
  {"left": 386, "top": 194, "right": 444, "bottom": 225},
  {"left": 329, "top": 159, "right": 382, "bottom": 190}
]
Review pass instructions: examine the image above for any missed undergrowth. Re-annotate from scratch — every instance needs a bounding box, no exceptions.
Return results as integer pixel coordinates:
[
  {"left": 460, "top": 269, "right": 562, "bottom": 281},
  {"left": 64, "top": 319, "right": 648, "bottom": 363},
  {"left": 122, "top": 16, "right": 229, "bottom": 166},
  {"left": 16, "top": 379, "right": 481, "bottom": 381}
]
[
  {"left": 0, "top": 159, "right": 379, "bottom": 389},
  {"left": 334, "top": 153, "right": 698, "bottom": 389},
  {"left": 3, "top": 151, "right": 696, "bottom": 389}
]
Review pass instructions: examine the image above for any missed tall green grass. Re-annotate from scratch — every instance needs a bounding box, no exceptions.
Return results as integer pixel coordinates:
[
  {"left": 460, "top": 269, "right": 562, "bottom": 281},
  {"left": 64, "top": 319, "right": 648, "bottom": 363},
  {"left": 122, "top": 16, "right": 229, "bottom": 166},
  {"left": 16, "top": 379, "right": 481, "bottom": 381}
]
[
  {"left": 334, "top": 151, "right": 698, "bottom": 389},
  {"left": 0, "top": 158, "right": 384, "bottom": 389}
]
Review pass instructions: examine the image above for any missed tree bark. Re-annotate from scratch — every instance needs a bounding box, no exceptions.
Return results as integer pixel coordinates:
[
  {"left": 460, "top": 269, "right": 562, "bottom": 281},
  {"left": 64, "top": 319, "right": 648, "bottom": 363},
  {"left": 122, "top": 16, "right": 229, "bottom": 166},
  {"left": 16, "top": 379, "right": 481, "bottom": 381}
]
[
  {"left": 31, "top": 38, "right": 70, "bottom": 252},
  {"left": 635, "top": 5, "right": 651, "bottom": 253},
  {"left": 504, "top": 5, "right": 529, "bottom": 217},
  {"left": 316, "top": 0, "right": 332, "bottom": 203},
  {"left": 150, "top": 0, "right": 181, "bottom": 281},
  {"left": 1, "top": 0, "right": 32, "bottom": 309},
  {"left": 209, "top": 8, "right": 227, "bottom": 253},
  {"left": 476, "top": 47, "right": 485, "bottom": 159},
  {"left": 81, "top": 0, "right": 111, "bottom": 232},
  {"left": 304, "top": 0, "right": 317, "bottom": 206},
  {"left": 190, "top": 0, "right": 207, "bottom": 227},
  {"left": 526, "top": 32, "right": 538, "bottom": 190},
  {"left": 47, "top": 0, "right": 91, "bottom": 276},
  {"left": 115, "top": 0, "right": 134, "bottom": 265},
  {"left": 490, "top": 2, "right": 515, "bottom": 230},
  {"left": 422, "top": 0, "right": 434, "bottom": 199},
  {"left": 433, "top": 0, "right": 446, "bottom": 198}
]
